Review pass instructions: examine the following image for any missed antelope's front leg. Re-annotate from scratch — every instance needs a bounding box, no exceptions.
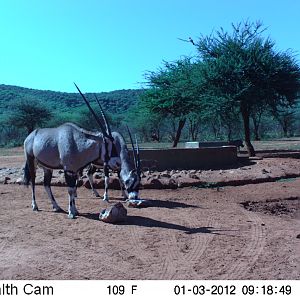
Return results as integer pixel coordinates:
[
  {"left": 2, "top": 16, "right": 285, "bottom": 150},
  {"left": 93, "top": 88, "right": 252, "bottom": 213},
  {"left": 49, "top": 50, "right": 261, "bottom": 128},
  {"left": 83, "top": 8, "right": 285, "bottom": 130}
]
[
  {"left": 118, "top": 171, "right": 127, "bottom": 200},
  {"left": 65, "top": 171, "right": 79, "bottom": 219},
  {"left": 102, "top": 164, "right": 109, "bottom": 202}
]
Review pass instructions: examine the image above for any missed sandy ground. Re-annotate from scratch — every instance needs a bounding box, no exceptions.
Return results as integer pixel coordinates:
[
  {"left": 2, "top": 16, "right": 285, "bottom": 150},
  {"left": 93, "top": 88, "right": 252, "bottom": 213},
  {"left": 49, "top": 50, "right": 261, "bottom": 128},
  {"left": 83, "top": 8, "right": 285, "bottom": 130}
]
[{"left": 0, "top": 155, "right": 299, "bottom": 280}]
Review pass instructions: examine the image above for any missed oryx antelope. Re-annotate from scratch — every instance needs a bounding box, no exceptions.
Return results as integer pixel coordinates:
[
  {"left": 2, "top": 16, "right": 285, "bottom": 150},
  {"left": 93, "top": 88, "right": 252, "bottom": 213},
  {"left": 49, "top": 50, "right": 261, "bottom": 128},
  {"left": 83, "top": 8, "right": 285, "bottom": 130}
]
[
  {"left": 84, "top": 128, "right": 141, "bottom": 202},
  {"left": 23, "top": 84, "right": 117, "bottom": 219}
]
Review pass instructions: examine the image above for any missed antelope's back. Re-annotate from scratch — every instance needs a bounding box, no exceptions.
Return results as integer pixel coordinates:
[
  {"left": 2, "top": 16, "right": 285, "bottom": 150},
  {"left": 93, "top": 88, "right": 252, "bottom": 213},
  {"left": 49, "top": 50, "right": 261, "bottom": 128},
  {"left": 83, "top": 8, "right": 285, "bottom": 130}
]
[{"left": 24, "top": 123, "right": 101, "bottom": 171}]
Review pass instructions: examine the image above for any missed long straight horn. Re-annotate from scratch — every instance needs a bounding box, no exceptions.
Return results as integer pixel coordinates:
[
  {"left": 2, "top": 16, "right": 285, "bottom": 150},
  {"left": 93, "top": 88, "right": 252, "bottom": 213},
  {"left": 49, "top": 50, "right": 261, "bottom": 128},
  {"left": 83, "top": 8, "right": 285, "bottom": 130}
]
[
  {"left": 94, "top": 94, "right": 112, "bottom": 138},
  {"left": 135, "top": 134, "right": 141, "bottom": 176},
  {"left": 74, "top": 83, "right": 108, "bottom": 137},
  {"left": 126, "top": 125, "right": 138, "bottom": 170}
]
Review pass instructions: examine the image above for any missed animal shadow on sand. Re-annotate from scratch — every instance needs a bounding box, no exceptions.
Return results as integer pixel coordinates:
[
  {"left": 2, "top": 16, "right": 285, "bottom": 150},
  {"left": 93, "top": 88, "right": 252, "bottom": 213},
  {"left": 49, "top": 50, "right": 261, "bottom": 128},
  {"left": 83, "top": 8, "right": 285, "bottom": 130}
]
[
  {"left": 82, "top": 198, "right": 201, "bottom": 209},
  {"left": 146, "top": 199, "right": 201, "bottom": 209},
  {"left": 80, "top": 213, "right": 231, "bottom": 235},
  {"left": 85, "top": 198, "right": 200, "bottom": 209},
  {"left": 121, "top": 216, "right": 224, "bottom": 235}
]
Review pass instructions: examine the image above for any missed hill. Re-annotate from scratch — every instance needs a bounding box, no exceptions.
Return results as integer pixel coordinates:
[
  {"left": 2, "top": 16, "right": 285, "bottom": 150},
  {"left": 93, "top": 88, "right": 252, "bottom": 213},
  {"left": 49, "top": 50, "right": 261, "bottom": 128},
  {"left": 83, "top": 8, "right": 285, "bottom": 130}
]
[{"left": 0, "top": 84, "right": 142, "bottom": 114}]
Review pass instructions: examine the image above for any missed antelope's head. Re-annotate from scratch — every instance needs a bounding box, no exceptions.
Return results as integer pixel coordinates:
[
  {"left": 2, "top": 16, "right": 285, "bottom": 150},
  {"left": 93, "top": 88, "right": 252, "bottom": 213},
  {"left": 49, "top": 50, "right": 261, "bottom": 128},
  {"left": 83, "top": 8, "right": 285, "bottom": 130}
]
[{"left": 121, "top": 126, "right": 141, "bottom": 200}]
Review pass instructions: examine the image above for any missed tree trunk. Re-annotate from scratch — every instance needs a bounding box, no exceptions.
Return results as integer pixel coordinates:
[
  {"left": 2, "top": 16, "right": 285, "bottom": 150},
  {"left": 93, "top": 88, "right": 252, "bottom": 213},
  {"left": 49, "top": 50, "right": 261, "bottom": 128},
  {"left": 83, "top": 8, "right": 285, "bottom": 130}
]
[
  {"left": 251, "top": 117, "right": 260, "bottom": 140},
  {"left": 226, "top": 125, "right": 232, "bottom": 141},
  {"left": 282, "top": 121, "right": 288, "bottom": 138},
  {"left": 241, "top": 106, "right": 256, "bottom": 156},
  {"left": 172, "top": 118, "right": 186, "bottom": 147},
  {"left": 189, "top": 120, "right": 198, "bottom": 141},
  {"left": 211, "top": 122, "right": 219, "bottom": 139}
]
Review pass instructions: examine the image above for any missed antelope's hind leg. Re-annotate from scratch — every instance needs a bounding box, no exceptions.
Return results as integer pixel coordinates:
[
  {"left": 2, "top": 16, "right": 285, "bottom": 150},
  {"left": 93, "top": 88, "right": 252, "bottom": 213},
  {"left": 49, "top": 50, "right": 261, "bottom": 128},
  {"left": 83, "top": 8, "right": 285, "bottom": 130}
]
[
  {"left": 25, "top": 157, "right": 38, "bottom": 211},
  {"left": 43, "top": 168, "right": 63, "bottom": 212},
  {"left": 87, "top": 165, "right": 100, "bottom": 198}
]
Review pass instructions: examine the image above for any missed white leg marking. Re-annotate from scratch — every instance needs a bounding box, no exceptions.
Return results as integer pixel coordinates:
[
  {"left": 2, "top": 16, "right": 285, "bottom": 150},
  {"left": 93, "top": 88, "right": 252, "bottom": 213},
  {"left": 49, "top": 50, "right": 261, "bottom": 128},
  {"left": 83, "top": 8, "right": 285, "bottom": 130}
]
[
  {"left": 102, "top": 176, "right": 109, "bottom": 202},
  {"left": 68, "top": 187, "right": 78, "bottom": 218},
  {"left": 128, "top": 191, "right": 139, "bottom": 200},
  {"left": 31, "top": 185, "right": 38, "bottom": 211}
]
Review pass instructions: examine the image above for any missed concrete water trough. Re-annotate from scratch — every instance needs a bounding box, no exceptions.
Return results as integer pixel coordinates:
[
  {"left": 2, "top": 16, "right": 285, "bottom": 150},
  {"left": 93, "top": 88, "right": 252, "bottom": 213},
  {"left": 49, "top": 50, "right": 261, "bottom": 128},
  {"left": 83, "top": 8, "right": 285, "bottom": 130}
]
[{"left": 136, "top": 145, "right": 238, "bottom": 171}]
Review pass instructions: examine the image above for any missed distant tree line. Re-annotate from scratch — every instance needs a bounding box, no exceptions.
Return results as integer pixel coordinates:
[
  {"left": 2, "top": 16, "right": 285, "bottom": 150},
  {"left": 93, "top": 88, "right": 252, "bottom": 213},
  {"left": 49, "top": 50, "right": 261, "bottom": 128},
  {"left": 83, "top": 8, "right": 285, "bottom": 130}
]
[{"left": 0, "top": 21, "right": 300, "bottom": 155}]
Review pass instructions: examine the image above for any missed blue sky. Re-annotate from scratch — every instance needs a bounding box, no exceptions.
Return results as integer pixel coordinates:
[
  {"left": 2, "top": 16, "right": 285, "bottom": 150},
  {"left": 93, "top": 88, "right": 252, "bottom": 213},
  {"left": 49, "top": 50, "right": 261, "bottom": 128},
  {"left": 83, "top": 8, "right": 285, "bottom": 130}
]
[{"left": 0, "top": 0, "right": 299, "bottom": 93}]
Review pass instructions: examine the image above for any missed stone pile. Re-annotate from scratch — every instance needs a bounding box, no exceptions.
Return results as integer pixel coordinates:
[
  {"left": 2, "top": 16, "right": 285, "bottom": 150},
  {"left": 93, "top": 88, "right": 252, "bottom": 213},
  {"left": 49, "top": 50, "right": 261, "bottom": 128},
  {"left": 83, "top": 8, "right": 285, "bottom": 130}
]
[{"left": 1, "top": 157, "right": 300, "bottom": 189}]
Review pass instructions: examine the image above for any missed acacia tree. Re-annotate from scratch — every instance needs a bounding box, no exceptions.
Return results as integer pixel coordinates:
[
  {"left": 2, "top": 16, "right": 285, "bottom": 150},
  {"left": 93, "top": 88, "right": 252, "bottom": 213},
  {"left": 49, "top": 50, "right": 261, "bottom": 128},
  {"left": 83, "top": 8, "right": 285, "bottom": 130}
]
[
  {"left": 194, "top": 21, "right": 300, "bottom": 155},
  {"left": 142, "top": 58, "right": 201, "bottom": 147},
  {"left": 8, "top": 97, "right": 52, "bottom": 134}
]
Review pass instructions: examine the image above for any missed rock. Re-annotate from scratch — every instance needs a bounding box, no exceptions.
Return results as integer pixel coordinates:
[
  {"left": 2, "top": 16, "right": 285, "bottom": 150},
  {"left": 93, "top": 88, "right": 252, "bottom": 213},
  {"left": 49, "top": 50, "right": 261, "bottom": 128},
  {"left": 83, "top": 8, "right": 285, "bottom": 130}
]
[
  {"left": 149, "top": 178, "right": 163, "bottom": 189},
  {"left": 168, "top": 178, "right": 178, "bottom": 189},
  {"left": 189, "top": 174, "right": 200, "bottom": 179},
  {"left": 16, "top": 177, "right": 24, "bottom": 184},
  {"left": 4, "top": 176, "right": 11, "bottom": 184},
  {"left": 172, "top": 174, "right": 182, "bottom": 179},
  {"left": 169, "top": 170, "right": 176, "bottom": 176},
  {"left": 160, "top": 173, "right": 171, "bottom": 178},
  {"left": 141, "top": 178, "right": 163, "bottom": 189},
  {"left": 99, "top": 202, "right": 127, "bottom": 223}
]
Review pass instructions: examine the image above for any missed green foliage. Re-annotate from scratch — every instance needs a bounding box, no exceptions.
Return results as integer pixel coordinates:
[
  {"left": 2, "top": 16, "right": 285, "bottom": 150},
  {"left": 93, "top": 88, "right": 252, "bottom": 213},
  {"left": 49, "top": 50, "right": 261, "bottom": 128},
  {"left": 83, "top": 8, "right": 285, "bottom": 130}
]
[
  {"left": 141, "top": 58, "right": 204, "bottom": 146},
  {"left": 0, "top": 84, "right": 142, "bottom": 146},
  {"left": 6, "top": 97, "right": 52, "bottom": 134},
  {"left": 142, "top": 58, "right": 202, "bottom": 118},
  {"left": 0, "top": 84, "right": 142, "bottom": 114},
  {"left": 194, "top": 20, "right": 300, "bottom": 154},
  {"left": 124, "top": 101, "right": 167, "bottom": 142}
]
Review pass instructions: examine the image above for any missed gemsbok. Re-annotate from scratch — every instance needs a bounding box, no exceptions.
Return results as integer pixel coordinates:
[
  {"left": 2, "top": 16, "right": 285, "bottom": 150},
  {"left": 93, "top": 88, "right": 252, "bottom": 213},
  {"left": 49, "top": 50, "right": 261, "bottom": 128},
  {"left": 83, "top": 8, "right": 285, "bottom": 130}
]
[{"left": 23, "top": 84, "right": 117, "bottom": 218}]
